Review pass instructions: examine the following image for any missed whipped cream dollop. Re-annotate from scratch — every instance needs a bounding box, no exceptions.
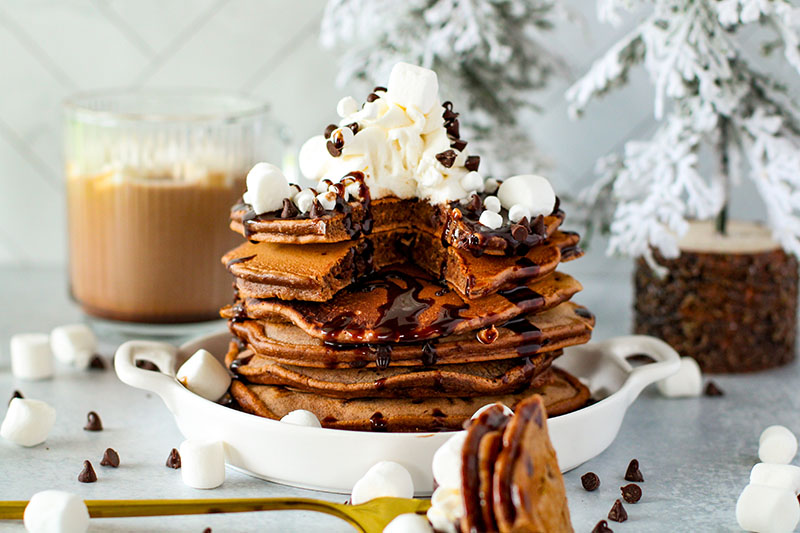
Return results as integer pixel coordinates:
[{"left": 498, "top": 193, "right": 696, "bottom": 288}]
[
  {"left": 298, "top": 62, "right": 481, "bottom": 205},
  {"left": 428, "top": 432, "right": 466, "bottom": 532}
]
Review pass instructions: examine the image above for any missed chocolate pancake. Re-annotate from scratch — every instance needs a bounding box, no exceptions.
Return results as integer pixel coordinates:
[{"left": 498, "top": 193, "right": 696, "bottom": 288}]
[
  {"left": 223, "top": 266, "right": 583, "bottom": 344},
  {"left": 492, "top": 395, "right": 573, "bottom": 532},
  {"left": 223, "top": 228, "right": 580, "bottom": 302},
  {"left": 224, "top": 341, "right": 561, "bottom": 398},
  {"left": 228, "top": 366, "right": 590, "bottom": 432},
  {"left": 231, "top": 193, "right": 565, "bottom": 257},
  {"left": 227, "top": 302, "right": 595, "bottom": 368}
]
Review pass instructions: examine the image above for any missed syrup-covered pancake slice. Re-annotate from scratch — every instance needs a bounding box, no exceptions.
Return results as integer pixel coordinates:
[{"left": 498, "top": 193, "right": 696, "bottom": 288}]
[
  {"left": 224, "top": 266, "right": 583, "bottom": 344},
  {"left": 228, "top": 366, "right": 590, "bottom": 432},
  {"left": 226, "top": 301, "right": 594, "bottom": 369},
  {"left": 224, "top": 341, "right": 561, "bottom": 398}
]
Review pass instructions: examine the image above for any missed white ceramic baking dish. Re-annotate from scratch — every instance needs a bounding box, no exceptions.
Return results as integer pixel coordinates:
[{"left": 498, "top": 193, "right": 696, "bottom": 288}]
[{"left": 115, "top": 332, "right": 679, "bottom": 495}]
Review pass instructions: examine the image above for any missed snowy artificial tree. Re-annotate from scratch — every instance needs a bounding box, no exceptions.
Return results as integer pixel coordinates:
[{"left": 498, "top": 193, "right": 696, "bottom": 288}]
[
  {"left": 320, "top": 0, "right": 566, "bottom": 175},
  {"left": 567, "top": 0, "right": 800, "bottom": 373}
]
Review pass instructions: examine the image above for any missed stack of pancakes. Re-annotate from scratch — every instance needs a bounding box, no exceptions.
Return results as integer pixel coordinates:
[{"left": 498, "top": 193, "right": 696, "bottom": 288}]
[{"left": 220, "top": 185, "right": 595, "bottom": 432}]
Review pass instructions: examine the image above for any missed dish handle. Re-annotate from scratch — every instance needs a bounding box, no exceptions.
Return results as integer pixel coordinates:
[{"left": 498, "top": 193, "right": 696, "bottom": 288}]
[
  {"left": 114, "top": 340, "right": 180, "bottom": 401},
  {"left": 601, "top": 335, "right": 681, "bottom": 406}
]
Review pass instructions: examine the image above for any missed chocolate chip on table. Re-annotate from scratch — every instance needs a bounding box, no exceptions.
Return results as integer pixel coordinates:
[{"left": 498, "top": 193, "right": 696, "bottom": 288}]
[
  {"left": 581, "top": 472, "right": 600, "bottom": 491},
  {"left": 592, "top": 519, "right": 613, "bottom": 533},
  {"left": 624, "top": 458, "right": 644, "bottom": 482},
  {"left": 324, "top": 123, "right": 338, "bottom": 138},
  {"left": 135, "top": 359, "right": 159, "bottom": 372},
  {"left": 280, "top": 198, "right": 298, "bottom": 219},
  {"left": 621, "top": 483, "right": 642, "bottom": 504},
  {"left": 464, "top": 155, "right": 480, "bottom": 172},
  {"left": 705, "top": 380, "right": 724, "bottom": 396},
  {"left": 435, "top": 150, "right": 457, "bottom": 168},
  {"left": 166, "top": 448, "right": 182, "bottom": 469},
  {"left": 100, "top": 448, "right": 120, "bottom": 468},
  {"left": 608, "top": 499, "right": 627, "bottom": 522},
  {"left": 89, "top": 355, "right": 106, "bottom": 370},
  {"left": 9, "top": 390, "right": 23, "bottom": 404},
  {"left": 78, "top": 460, "right": 97, "bottom": 483},
  {"left": 84, "top": 411, "right": 103, "bottom": 431}
]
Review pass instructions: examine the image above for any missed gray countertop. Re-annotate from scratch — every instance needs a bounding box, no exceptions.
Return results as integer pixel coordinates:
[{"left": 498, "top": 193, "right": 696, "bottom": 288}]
[{"left": 1, "top": 264, "right": 797, "bottom": 532}]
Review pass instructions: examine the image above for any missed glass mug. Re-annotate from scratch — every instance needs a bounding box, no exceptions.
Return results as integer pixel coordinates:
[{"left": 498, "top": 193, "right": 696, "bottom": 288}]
[{"left": 63, "top": 89, "right": 285, "bottom": 334}]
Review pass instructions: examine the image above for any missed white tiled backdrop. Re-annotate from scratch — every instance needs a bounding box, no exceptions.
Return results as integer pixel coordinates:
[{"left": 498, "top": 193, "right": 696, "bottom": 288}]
[{"left": 0, "top": 0, "right": 779, "bottom": 268}]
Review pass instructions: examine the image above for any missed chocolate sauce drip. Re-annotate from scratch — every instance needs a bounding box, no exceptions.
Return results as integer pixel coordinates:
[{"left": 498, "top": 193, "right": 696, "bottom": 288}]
[
  {"left": 374, "top": 377, "right": 387, "bottom": 391},
  {"left": 501, "top": 316, "right": 543, "bottom": 357},
  {"left": 374, "top": 345, "right": 392, "bottom": 370},
  {"left": 574, "top": 307, "right": 594, "bottom": 320},
  {"left": 421, "top": 342, "right": 438, "bottom": 366},
  {"left": 561, "top": 244, "right": 583, "bottom": 261},
  {"left": 226, "top": 254, "right": 256, "bottom": 268},
  {"left": 369, "top": 412, "right": 388, "bottom": 432},
  {"left": 322, "top": 416, "right": 338, "bottom": 425},
  {"left": 498, "top": 285, "right": 544, "bottom": 307}
]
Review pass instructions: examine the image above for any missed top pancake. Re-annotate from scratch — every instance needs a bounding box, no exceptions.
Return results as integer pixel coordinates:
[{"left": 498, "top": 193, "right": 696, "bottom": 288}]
[{"left": 231, "top": 194, "right": 566, "bottom": 257}]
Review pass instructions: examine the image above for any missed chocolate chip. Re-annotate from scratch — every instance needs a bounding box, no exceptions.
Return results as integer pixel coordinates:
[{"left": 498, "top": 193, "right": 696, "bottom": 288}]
[
  {"left": 464, "top": 155, "right": 480, "bottom": 172},
  {"left": 451, "top": 139, "right": 467, "bottom": 151},
  {"left": 443, "top": 100, "right": 454, "bottom": 110},
  {"left": 511, "top": 224, "right": 529, "bottom": 242},
  {"left": 166, "top": 448, "right": 181, "bottom": 469},
  {"left": 78, "top": 460, "right": 97, "bottom": 483},
  {"left": 608, "top": 499, "right": 627, "bottom": 522},
  {"left": 624, "top": 459, "right": 644, "bottom": 482},
  {"left": 280, "top": 198, "right": 298, "bottom": 219},
  {"left": 84, "top": 411, "right": 103, "bottom": 431},
  {"left": 310, "top": 198, "right": 325, "bottom": 218},
  {"left": 100, "top": 448, "right": 120, "bottom": 468},
  {"left": 9, "top": 390, "right": 23, "bottom": 405},
  {"left": 203, "top": 529, "right": 212, "bottom": 533},
  {"left": 446, "top": 119, "right": 460, "bottom": 139},
  {"left": 592, "top": 520, "right": 613, "bottom": 533},
  {"left": 324, "top": 123, "right": 338, "bottom": 138},
  {"left": 366, "top": 92, "right": 379, "bottom": 102},
  {"left": 89, "top": 355, "right": 106, "bottom": 370},
  {"left": 326, "top": 140, "right": 342, "bottom": 157},
  {"left": 346, "top": 122, "right": 359, "bottom": 135},
  {"left": 621, "top": 483, "right": 642, "bottom": 503},
  {"left": 466, "top": 194, "right": 482, "bottom": 213},
  {"left": 135, "top": 360, "right": 158, "bottom": 372},
  {"left": 443, "top": 107, "right": 459, "bottom": 121},
  {"left": 435, "top": 150, "right": 457, "bottom": 168},
  {"left": 373, "top": 86, "right": 386, "bottom": 93},
  {"left": 532, "top": 214, "right": 545, "bottom": 236},
  {"left": 581, "top": 472, "right": 600, "bottom": 491},
  {"left": 705, "top": 380, "right": 724, "bottom": 396}
]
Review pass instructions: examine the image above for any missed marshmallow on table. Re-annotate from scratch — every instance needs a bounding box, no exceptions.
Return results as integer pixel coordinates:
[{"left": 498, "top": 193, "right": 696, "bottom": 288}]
[
  {"left": 432, "top": 432, "right": 467, "bottom": 490},
  {"left": 387, "top": 62, "right": 439, "bottom": 114},
  {"left": 759, "top": 425, "right": 798, "bottom": 464},
  {"left": 497, "top": 175, "right": 556, "bottom": 219},
  {"left": 179, "top": 439, "right": 226, "bottom": 489},
  {"left": 351, "top": 461, "right": 414, "bottom": 505},
  {"left": 176, "top": 349, "right": 231, "bottom": 402},
  {"left": 750, "top": 463, "right": 800, "bottom": 493},
  {"left": 242, "top": 162, "right": 290, "bottom": 215},
  {"left": 383, "top": 513, "right": 433, "bottom": 533},
  {"left": 656, "top": 356, "right": 702, "bottom": 398},
  {"left": 10, "top": 334, "right": 53, "bottom": 380},
  {"left": 280, "top": 410, "right": 321, "bottom": 428},
  {"left": 736, "top": 483, "right": 800, "bottom": 533},
  {"left": 24, "top": 490, "right": 89, "bottom": 533},
  {"left": 1, "top": 398, "right": 56, "bottom": 447},
  {"left": 51, "top": 324, "right": 96, "bottom": 369}
]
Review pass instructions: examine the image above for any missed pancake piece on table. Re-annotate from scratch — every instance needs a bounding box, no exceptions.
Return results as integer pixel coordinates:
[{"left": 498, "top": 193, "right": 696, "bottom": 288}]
[{"left": 229, "top": 367, "right": 589, "bottom": 432}]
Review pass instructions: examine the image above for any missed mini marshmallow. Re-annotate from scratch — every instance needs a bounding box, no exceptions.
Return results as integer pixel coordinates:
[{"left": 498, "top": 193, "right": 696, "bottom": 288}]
[
  {"left": 383, "top": 513, "right": 433, "bottom": 533},
  {"left": 23, "top": 490, "right": 89, "bottom": 533},
  {"left": 460, "top": 171, "right": 484, "bottom": 193},
  {"left": 387, "top": 62, "right": 439, "bottom": 114},
  {"left": 508, "top": 204, "right": 531, "bottom": 224},
  {"left": 10, "top": 334, "right": 53, "bottom": 380},
  {"left": 656, "top": 356, "right": 702, "bottom": 398},
  {"left": 316, "top": 191, "right": 337, "bottom": 211},
  {"left": 750, "top": 463, "right": 800, "bottom": 493},
  {"left": 179, "top": 439, "right": 226, "bottom": 489},
  {"left": 497, "top": 174, "right": 556, "bottom": 218},
  {"left": 299, "top": 135, "right": 331, "bottom": 179},
  {"left": 484, "top": 178, "right": 499, "bottom": 194},
  {"left": 242, "top": 162, "right": 290, "bottom": 215},
  {"left": 478, "top": 210, "right": 503, "bottom": 230},
  {"left": 759, "top": 425, "right": 798, "bottom": 464},
  {"left": 1, "top": 398, "right": 56, "bottom": 447},
  {"left": 471, "top": 403, "right": 514, "bottom": 419},
  {"left": 432, "top": 432, "right": 467, "bottom": 490},
  {"left": 50, "top": 325, "right": 96, "bottom": 369},
  {"left": 483, "top": 196, "right": 501, "bottom": 213},
  {"left": 280, "top": 409, "right": 321, "bottom": 428},
  {"left": 345, "top": 180, "right": 363, "bottom": 200},
  {"left": 176, "top": 349, "right": 231, "bottom": 402},
  {"left": 294, "top": 189, "right": 316, "bottom": 213},
  {"left": 337, "top": 96, "right": 359, "bottom": 118},
  {"left": 427, "top": 487, "right": 463, "bottom": 533},
  {"left": 736, "top": 483, "right": 800, "bottom": 533},
  {"left": 351, "top": 461, "right": 414, "bottom": 505}
]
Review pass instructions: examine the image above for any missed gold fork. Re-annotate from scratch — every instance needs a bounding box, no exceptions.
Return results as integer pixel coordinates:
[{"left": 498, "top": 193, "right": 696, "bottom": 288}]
[{"left": 0, "top": 496, "right": 431, "bottom": 533}]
